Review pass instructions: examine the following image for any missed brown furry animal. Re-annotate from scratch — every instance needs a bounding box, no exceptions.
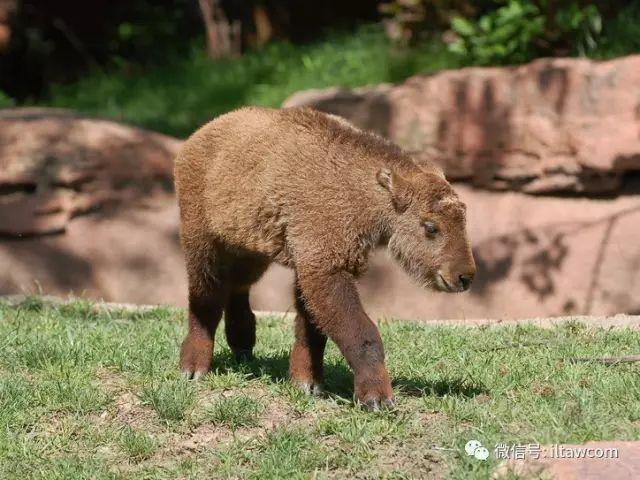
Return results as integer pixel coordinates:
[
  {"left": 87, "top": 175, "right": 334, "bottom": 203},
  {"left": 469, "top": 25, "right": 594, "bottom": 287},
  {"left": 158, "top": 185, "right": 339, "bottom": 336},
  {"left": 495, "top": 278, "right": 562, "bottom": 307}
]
[{"left": 175, "top": 107, "right": 476, "bottom": 409}]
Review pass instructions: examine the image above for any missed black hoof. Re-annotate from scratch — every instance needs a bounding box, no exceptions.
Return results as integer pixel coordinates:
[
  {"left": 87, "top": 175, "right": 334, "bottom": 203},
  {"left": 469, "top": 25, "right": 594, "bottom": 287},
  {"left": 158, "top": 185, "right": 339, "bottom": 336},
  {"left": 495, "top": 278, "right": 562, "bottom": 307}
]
[
  {"left": 233, "top": 350, "right": 255, "bottom": 363},
  {"left": 181, "top": 369, "right": 206, "bottom": 381},
  {"left": 295, "top": 380, "right": 324, "bottom": 396},
  {"left": 358, "top": 396, "right": 396, "bottom": 412}
]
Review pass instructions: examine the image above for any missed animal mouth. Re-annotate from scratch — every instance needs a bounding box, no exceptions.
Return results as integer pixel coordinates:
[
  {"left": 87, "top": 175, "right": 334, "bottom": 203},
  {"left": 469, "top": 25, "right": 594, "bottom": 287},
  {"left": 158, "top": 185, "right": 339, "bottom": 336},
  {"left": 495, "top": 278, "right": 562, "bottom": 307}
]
[{"left": 436, "top": 273, "right": 457, "bottom": 293}]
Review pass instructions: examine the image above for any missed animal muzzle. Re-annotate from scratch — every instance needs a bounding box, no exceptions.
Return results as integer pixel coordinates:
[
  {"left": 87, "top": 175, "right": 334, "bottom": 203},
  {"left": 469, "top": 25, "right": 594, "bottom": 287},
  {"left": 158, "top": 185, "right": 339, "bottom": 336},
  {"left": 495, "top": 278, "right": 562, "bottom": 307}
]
[{"left": 438, "top": 268, "right": 475, "bottom": 292}]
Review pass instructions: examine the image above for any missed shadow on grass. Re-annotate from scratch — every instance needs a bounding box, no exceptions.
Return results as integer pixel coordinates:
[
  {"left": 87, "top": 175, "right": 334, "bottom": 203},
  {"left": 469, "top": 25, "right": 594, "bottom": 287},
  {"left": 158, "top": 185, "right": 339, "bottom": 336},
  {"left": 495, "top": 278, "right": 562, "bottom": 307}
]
[
  {"left": 395, "top": 377, "right": 488, "bottom": 398},
  {"left": 211, "top": 351, "right": 487, "bottom": 400}
]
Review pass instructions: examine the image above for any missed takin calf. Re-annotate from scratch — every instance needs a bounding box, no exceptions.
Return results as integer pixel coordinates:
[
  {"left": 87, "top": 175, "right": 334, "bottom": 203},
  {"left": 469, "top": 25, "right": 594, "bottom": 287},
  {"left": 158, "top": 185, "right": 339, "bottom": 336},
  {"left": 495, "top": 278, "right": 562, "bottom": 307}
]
[{"left": 175, "top": 107, "right": 476, "bottom": 409}]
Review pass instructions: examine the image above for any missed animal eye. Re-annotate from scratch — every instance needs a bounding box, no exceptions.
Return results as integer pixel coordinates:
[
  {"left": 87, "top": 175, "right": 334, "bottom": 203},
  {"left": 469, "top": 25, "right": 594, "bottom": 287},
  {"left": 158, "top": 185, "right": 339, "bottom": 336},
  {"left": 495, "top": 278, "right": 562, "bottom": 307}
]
[{"left": 423, "top": 221, "right": 439, "bottom": 236}]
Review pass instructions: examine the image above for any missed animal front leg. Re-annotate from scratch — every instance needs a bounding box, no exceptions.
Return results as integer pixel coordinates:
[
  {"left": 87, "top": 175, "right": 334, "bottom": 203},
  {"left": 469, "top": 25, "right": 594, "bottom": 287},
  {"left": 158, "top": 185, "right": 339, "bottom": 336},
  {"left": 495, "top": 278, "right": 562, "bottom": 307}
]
[
  {"left": 296, "top": 270, "right": 394, "bottom": 409},
  {"left": 289, "top": 282, "right": 327, "bottom": 395}
]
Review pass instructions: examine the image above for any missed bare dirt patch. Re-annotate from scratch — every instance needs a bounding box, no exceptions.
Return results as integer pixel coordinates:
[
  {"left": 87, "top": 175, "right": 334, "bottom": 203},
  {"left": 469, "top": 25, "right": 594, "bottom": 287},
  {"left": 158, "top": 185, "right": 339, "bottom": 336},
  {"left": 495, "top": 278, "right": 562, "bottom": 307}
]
[
  {"left": 94, "top": 368, "right": 158, "bottom": 431},
  {"left": 151, "top": 385, "right": 307, "bottom": 463},
  {"left": 373, "top": 411, "right": 451, "bottom": 479}
]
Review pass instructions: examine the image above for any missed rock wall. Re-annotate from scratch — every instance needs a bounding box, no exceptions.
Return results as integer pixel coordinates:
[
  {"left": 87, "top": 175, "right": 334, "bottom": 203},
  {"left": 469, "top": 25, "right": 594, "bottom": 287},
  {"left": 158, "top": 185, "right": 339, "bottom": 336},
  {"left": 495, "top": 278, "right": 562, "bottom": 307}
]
[
  {"left": 0, "top": 108, "right": 180, "bottom": 236},
  {"left": 3, "top": 53, "right": 640, "bottom": 322},
  {"left": 0, "top": 108, "right": 185, "bottom": 304},
  {"left": 254, "top": 183, "right": 640, "bottom": 319},
  {"left": 284, "top": 55, "right": 640, "bottom": 195},
  {"left": 5, "top": 180, "right": 638, "bottom": 320}
]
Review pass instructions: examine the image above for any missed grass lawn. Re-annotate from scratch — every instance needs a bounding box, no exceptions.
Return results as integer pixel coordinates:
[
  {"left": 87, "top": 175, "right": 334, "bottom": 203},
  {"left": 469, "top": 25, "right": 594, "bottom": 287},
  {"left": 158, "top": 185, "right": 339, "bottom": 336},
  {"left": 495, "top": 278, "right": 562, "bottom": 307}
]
[{"left": 1, "top": 298, "right": 639, "bottom": 479}]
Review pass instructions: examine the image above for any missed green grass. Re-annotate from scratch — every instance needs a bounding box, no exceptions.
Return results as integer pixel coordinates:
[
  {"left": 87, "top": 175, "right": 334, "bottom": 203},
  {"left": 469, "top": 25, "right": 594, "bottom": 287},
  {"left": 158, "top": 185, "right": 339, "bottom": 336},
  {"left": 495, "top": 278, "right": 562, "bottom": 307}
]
[
  {"left": 1, "top": 298, "right": 639, "bottom": 479},
  {"left": 140, "top": 379, "right": 197, "bottom": 422},
  {"left": 40, "top": 25, "right": 461, "bottom": 138},
  {"left": 204, "top": 394, "right": 264, "bottom": 430},
  {"left": 0, "top": 89, "right": 14, "bottom": 108},
  {"left": 119, "top": 426, "right": 159, "bottom": 461}
]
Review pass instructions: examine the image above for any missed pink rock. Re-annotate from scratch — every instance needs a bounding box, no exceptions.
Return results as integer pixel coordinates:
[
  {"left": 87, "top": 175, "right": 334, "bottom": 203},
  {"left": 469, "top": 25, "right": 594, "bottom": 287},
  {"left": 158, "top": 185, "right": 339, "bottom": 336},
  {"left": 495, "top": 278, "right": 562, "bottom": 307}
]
[
  {"left": 493, "top": 441, "right": 640, "bottom": 479},
  {"left": 0, "top": 108, "right": 181, "bottom": 237},
  {"left": 284, "top": 55, "right": 640, "bottom": 194},
  {"left": 251, "top": 183, "right": 640, "bottom": 319},
  {"left": 1, "top": 108, "right": 639, "bottom": 319}
]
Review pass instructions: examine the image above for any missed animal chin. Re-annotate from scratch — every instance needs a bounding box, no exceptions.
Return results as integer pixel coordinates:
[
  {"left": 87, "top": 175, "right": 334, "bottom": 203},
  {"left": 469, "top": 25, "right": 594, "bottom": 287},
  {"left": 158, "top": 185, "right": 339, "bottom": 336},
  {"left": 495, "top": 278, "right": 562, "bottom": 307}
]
[{"left": 389, "top": 244, "right": 440, "bottom": 291}]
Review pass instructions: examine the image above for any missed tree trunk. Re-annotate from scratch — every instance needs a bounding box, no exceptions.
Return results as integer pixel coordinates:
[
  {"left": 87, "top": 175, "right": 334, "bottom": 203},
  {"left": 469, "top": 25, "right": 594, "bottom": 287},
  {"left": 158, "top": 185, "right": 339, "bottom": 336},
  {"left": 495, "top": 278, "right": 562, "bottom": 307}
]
[
  {"left": 0, "top": 0, "right": 17, "bottom": 53},
  {"left": 198, "top": 0, "right": 241, "bottom": 59}
]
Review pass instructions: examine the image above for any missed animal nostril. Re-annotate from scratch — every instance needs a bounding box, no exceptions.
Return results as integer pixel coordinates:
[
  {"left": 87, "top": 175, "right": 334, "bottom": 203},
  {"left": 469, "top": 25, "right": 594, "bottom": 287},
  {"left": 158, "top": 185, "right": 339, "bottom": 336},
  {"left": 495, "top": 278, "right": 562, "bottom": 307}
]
[{"left": 458, "top": 274, "right": 473, "bottom": 290}]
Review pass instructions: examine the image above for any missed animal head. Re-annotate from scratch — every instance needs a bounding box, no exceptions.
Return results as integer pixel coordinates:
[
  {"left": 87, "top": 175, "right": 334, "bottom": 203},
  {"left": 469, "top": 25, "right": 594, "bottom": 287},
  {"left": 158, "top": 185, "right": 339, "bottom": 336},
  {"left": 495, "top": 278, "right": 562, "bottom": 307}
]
[{"left": 377, "top": 167, "right": 476, "bottom": 293}]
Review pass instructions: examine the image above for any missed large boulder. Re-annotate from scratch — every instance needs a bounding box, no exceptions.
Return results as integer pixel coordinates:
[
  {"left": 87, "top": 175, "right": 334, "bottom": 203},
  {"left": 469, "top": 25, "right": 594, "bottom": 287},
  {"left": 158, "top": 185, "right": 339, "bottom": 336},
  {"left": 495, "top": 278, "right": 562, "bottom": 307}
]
[
  {"left": 284, "top": 55, "right": 640, "bottom": 195},
  {"left": 0, "top": 108, "right": 180, "bottom": 236},
  {"left": 0, "top": 108, "right": 185, "bottom": 303}
]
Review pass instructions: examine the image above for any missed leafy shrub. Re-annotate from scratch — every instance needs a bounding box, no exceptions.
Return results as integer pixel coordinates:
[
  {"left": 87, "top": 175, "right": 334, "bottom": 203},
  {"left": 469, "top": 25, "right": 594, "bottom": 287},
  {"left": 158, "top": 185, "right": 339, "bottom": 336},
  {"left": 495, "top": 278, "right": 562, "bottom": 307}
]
[
  {"left": 554, "top": 3, "right": 602, "bottom": 55},
  {"left": 592, "top": 0, "right": 640, "bottom": 59},
  {"left": 449, "top": 1, "right": 603, "bottom": 65},
  {"left": 379, "top": 0, "right": 492, "bottom": 44},
  {"left": 0, "top": 90, "right": 15, "bottom": 108},
  {"left": 449, "top": 0, "right": 544, "bottom": 64}
]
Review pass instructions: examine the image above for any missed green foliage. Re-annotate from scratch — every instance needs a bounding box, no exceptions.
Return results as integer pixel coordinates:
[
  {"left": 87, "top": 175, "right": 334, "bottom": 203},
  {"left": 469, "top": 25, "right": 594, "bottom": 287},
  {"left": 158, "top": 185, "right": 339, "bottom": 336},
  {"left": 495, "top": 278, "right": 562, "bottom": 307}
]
[
  {"left": 555, "top": 2, "right": 602, "bottom": 55},
  {"left": 379, "top": 1, "right": 493, "bottom": 43},
  {"left": 45, "top": 26, "right": 460, "bottom": 138},
  {"left": 592, "top": 1, "right": 640, "bottom": 59},
  {"left": 0, "top": 90, "right": 15, "bottom": 108},
  {"left": 450, "top": 1, "right": 603, "bottom": 65},
  {"left": 31, "top": 9, "right": 640, "bottom": 137},
  {"left": 450, "top": 0, "right": 545, "bottom": 64},
  {"left": 108, "top": 0, "right": 198, "bottom": 64}
]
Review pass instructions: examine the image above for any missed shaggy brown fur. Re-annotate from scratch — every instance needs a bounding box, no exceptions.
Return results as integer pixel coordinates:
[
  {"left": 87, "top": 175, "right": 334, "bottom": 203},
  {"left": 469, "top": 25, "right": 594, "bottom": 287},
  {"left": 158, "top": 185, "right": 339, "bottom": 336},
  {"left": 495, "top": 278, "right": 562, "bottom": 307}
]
[{"left": 175, "top": 106, "right": 476, "bottom": 409}]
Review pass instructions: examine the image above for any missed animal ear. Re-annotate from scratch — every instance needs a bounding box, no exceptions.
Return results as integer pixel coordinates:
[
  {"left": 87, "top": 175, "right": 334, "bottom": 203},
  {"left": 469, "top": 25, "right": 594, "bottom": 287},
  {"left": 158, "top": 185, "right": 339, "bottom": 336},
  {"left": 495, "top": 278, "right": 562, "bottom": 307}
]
[
  {"left": 376, "top": 168, "right": 411, "bottom": 213},
  {"left": 419, "top": 162, "right": 446, "bottom": 180},
  {"left": 377, "top": 168, "right": 394, "bottom": 191}
]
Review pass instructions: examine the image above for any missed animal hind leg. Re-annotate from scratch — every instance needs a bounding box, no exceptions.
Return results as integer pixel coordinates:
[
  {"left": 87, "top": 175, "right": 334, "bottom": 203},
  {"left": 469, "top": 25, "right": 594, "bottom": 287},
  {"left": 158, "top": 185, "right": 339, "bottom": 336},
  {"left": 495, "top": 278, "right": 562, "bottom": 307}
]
[
  {"left": 224, "top": 256, "right": 269, "bottom": 362},
  {"left": 180, "top": 248, "right": 228, "bottom": 379},
  {"left": 225, "top": 289, "right": 257, "bottom": 362},
  {"left": 289, "top": 281, "right": 327, "bottom": 395}
]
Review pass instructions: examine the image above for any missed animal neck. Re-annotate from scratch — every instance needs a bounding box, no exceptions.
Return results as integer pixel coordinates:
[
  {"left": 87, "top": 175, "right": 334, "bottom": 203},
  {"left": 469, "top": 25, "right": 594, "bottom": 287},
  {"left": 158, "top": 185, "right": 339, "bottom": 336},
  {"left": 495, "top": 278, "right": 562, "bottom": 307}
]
[{"left": 366, "top": 192, "right": 396, "bottom": 249}]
